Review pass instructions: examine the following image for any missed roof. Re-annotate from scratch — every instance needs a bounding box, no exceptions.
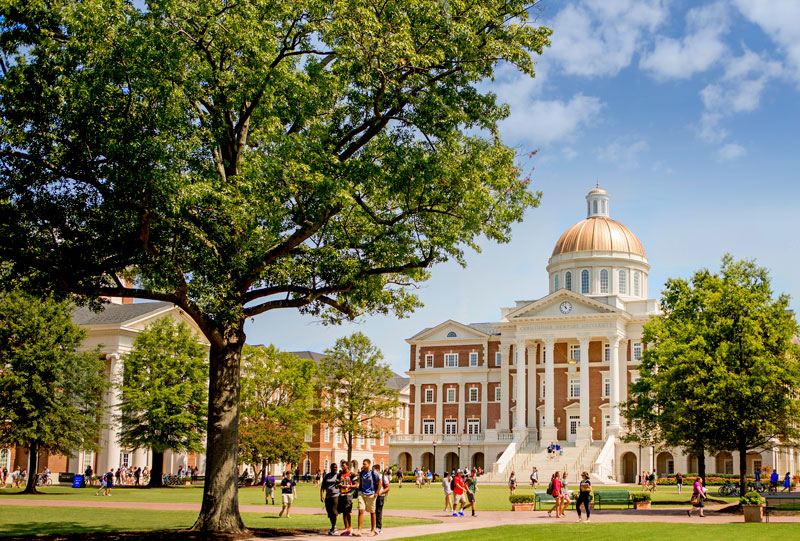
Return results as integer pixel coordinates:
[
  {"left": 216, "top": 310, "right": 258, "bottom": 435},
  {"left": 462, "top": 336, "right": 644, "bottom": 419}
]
[
  {"left": 290, "top": 350, "right": 326, "bottom": 363},
  {"left": 71, "top": 301, "right": 173, "bottom": 326},
  {"left": 466, "top": 322, "right": 501, "bottom": 335},
  {"left": 552, "top": 216, "right": 646, "bottom": 257}
]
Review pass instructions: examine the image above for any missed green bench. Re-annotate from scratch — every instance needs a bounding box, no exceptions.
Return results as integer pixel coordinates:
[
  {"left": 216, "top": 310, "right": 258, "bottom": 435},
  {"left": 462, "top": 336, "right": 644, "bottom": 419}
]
[
  {"left": 764, "top": 493, "right": 800, "bottom": 522},
  {"left": 593, "top": 490, "right": 631, "bottom": 509},
  {"left": 534, "top": 491, "right": 578, "bottom": 510}
]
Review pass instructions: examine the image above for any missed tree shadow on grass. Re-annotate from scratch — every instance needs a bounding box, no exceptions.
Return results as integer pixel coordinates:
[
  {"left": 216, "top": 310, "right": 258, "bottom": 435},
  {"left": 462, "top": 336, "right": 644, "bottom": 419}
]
[{"left": 0, "top": 522, "right": 323, "bottom": 540}]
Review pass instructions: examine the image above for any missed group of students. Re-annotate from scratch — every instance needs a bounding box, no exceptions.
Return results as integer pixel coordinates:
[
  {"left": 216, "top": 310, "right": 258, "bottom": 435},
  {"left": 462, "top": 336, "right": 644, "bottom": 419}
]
[
  {"left": 640, "top": 470, "right": 658, "bottom": 492},
  {"left": 441, "top": 469, "right": 478, "bottom": 517},
  {"left": 318, "top": 458, "right": 391, "bottom": 537},
  {"left": 1, "top": 466, "right": 26, "bottom": 488},
  {"left": 544, "top": 470, "right": 593, "bottom": 522}
]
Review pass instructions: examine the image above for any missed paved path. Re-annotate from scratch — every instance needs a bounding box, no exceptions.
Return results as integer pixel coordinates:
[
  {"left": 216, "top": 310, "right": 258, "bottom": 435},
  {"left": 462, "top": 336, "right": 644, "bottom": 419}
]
[{"left": 2, "top": 498, "right": 799, "bottom": 540}]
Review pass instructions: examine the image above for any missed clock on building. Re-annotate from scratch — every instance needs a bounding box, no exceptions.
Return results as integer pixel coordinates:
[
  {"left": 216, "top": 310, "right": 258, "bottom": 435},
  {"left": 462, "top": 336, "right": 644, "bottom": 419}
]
[{"left": 559, "top": 301, "right": 572, "bottom": 314}]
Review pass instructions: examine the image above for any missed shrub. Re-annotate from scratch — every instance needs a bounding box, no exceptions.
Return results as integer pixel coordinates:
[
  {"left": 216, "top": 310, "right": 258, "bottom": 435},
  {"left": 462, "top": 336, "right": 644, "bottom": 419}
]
[
  {"left": 182, "top": 476, "right": 193, "bottom": 483},
  {"left": 740, "top": 491, "right": 765, "bottom": 506},
  {"left": 510, "top": 494, "right": 536, "bottom": 504},
  {"left": 630, "top": 492, "right": 652, "bottom": 503}
]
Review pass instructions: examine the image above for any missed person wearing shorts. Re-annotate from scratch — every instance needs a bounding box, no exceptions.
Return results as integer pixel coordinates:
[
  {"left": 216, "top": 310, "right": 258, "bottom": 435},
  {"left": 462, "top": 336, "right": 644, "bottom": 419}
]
[
  {"left": 452, "top": 470, "right": 469, "bottom": 517},
  {"left": 356, "top": 458, "right": 381, "bottom": 537},
  {"left": 278, "top": 471, "right": 296, "bottom": 518},
  {"left": 320, "top": 463, "right": 340, "bottom": 536},
  {"left": 466, "top": 471, "right": 477, "bottom": 517},
  {"left": 337, "top": 462, "right": 357, "bottom": 536},
  {"left": 263, "top": 472, "right": 276, "bottom": 505}
]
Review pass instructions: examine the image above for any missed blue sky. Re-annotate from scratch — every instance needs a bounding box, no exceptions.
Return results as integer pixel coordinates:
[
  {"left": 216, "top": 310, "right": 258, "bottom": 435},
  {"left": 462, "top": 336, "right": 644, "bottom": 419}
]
[{"left": 246, "top": 0, "right": 800, "bottom": 374}]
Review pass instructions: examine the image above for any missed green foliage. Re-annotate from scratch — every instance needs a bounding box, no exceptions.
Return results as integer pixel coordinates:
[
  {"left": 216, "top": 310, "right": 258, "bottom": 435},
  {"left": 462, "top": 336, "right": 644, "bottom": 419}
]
[
  {"left": 740, "top": 491, "right": 764, "bottom": 506},
  {"left": 0, "top": 289, "right": 106, "bottom": 458},
  {"left": 238, "top": 345, "right": 316, "bottom": 467},
  {"left": 630, "top": 492, "right": 652, "bottom": 503},
  {"left": 316, "top": 333, "right": 400, "bottom": 461},
  {"left": 509, "top": 494, "right": 536, "bottom": 503},
  {"left": 118, "top": 318, "right": 208, "bottom": 454}
]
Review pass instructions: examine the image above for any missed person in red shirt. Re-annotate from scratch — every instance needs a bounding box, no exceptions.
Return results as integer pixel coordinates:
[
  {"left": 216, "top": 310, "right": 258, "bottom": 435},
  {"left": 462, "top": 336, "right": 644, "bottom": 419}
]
[
  {"left": 451, "top": 470, "right": 472, "bottom": 517},
  {"left": 547, "top": 471, "right": 564, "bottom": 518}
]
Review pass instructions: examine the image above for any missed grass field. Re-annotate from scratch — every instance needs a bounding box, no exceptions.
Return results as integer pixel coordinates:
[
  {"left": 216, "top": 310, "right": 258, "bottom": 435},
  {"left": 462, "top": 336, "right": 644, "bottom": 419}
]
[
  {"left": 0, "top": 505, "right": 435, "bottom": 538},
  {"left": 0, "top": 482, "right": 739, "bottom": 511},
  {"left": 397, "top": 523, "right": 800, "bottom": 541}
]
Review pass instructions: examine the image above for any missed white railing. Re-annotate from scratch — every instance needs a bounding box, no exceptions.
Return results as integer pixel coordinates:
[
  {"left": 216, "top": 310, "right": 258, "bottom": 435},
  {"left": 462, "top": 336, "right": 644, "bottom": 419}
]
[
  {"left": 389, "top": 432, "right": 494, "bottom": 444},
  {"left": 592, "top": 434, "right": 616, "bottom": 480}
]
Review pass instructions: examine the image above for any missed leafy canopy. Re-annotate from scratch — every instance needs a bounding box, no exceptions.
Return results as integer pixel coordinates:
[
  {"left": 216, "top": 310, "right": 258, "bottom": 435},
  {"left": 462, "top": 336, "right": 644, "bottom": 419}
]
[
  {"left": 118, "top": 317, "right": 208, "bottom": 453},
  {"left": 0, "top": 289, "right": 106, "bottom": 456}
]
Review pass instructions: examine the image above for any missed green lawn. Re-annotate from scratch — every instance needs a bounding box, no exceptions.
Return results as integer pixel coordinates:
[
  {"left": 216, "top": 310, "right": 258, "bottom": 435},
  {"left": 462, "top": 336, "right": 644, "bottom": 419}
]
[
  {"left": 0, "top": 482, "right": 739, "bottom": 511},
  {"left": 396, "top": 523, "right": 799, "bottom": 541},
  {"left": 0, "top": 505, "right": 435, "bottom": 538}
]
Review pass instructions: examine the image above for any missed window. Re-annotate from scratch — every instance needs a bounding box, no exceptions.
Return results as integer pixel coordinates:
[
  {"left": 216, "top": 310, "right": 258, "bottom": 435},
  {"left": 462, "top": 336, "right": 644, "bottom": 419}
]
[
  {"left": 469, "top": 352, "right": 478, "bottom": 367},
  {"left": 601, "top": 200, "right": 606, "bottom": 214},
  {"left": 495, "top": 352, "right": 501, "bottom": 367},
  {"left": 565, "top": 271, "right": 572, "bottom": 291},
  {"left": 336, "top": 429, "right": 342, "bottom": 444},
  {"left": 467, "top": 419, "right": 481, "bottom": 435},
  {"left": 592, "top": 200, "right": 598, "bottom": 214},
  {"left": 600, "top": 269, "right": 609, "bottom": 293},
  {"left": 633, "top": 342, "right": 642, "bottom": 361},
  {"left": 581, "top": 269, "right": 589, "bottom": 293},
  {"left": 569, "top": 378, "right": 580, "bottom": 398},
  {"left": 0, "top": 449, "right": 8, "bottom": 470},
  {"left": 422, "top": 419, "right": 435, "bottom": 435},
  {"left": 445, "top": 353, "right": 458, "bottom": 367},
  {"left": 619, "top": 270, "right": 627, "bottom": 294},
  {"left": 425, "top": 354, "right": 434, "bottom": 368},
  {"left": 424, "top": 388, "right": 434, "bottom": 403},
  {"left": 604, "top": 343, "right": 610, "bottom": 362},
  {"left": 631, "top": 375, "right": 641, "bottom": 385},
  {"left": 121, "top": 452, "right": 130, "bottom": 467},
  {"left": 468, "top": 387, "right": 479, "bottom": 402},
  {"left": 494, "top": 386, "right": 501, "bottom": 402},
  {"left": 304, "top": 426, "right": 313, "bottom": 442},
  {"left": 446, "top": 331, "right": 457, "bottom": 338},
  {"left": 444, "top": 419, "right": 457, "bottom": 435},
  {"left": 446, "top": 387, "right": 456, "bottom": 403},
  {"left": 82, "top": 450, "right": 93, "bottom": 469},
  {"left": 634, "top": 272, "right": 640, "bottom": 296},
  {"left": 603, "top": 377, "right": 611, "bottom": 397},
  {"left": 554, "top": 274, "right": 559, "bottom": 290},
  {"left": 324, "top": 459, "right": 330, "bottom": 473},
  {"left": 569, "top": 415, "right": 580, "bottom": 435},
  {"left": 569, "top": 344, "right": 580, "bottom": 362},
  {"left": 324, "top": 425, "right": 330, "bottom": 442}
]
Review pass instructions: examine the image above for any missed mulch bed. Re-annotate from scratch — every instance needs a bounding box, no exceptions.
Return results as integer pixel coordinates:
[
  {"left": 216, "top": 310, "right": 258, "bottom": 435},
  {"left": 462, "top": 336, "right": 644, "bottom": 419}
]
[{"left": 0, "top": 529, "right": 322, "bottom": 540}]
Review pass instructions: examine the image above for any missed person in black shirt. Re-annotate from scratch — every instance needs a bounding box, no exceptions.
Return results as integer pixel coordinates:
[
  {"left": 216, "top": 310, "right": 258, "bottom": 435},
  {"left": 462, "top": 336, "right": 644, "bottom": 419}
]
[
  {"left": 320, "top": 463, "right": 340, "bottom": 535},
  {"left": 278, "top": 471, "right": 297, "bottom": 518}
]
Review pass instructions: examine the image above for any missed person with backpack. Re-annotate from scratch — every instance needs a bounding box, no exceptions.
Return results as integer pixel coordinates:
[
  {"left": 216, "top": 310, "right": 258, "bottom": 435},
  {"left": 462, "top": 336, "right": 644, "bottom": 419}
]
[
  {"left": 375, "top": 466, "right": 391, "bottom": 534},
  {"left": 320, "top": 462, "right": 340, "bottom": 536},
  {"left": 356, "top": 458, "right": 381, "bottom": 537},
  {"left": 263, "top": 471, "right": 276, "bottom": 505},
  {"left": 576, "top": 471, "right": 592, "bottom": 523},
  {"left": 465, "top": 470, "right": 478, "bottom": 517},
  {"left": 442, "top": 471, "right": 453, "bottom": 512},
  {"left": 546, "top": 471, "right": 563, "bottom": 518}
]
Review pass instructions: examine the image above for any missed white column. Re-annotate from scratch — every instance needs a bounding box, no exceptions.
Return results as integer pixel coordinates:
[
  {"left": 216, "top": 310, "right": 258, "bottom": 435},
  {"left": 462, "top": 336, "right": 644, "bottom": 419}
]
[
  {"left": 499, "top": 342, "right": 511, "bottom": 430},
  {"left": 458, "top": 383, "right": 466, "bottom": 433},
  {"left": 527, "top": 345, "right": 537, "bottom": 428},
  {"left": 435, "top": 383, "right": 444, "bottom": 434},
  {"left": 414, "top": 382, "right": 422, "bottom": 435},
  {"left": 100, "top": 353, "right": 122, "bottom": 474},
  {"left": 514, "top": 339, "right": 526, "bottom": 431},
  {"left": 541, "top": 338, "right": 557, "bottom": 442},
  {"left": 609, "top": 336, "right": 622, "bottom": 432},
  {"left": 480, "top": 378, "right": 489, "bottom": 433},
  {"left": 578, "top": 337, "right": 592, "bottom": 440},
  {"left": 619, "top": 339, "right": 629, "bottom": 402}
]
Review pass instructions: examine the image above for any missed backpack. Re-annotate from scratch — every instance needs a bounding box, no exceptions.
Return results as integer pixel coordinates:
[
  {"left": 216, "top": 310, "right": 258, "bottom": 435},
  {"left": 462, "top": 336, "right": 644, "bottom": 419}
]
[
  {"left": 450, "top": 477, "right": 456, "bottom": 490},
  {"left": 546, "top": 479, "right": 554, "bottom": 495},
  {"left": 265, "top": 476, "right": 274, "bottom": 488}
]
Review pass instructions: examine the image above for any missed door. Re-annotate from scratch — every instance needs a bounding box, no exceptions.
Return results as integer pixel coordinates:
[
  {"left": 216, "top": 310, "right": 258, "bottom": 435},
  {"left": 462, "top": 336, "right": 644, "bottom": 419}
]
[{"left": 567, "top": 415, "right": 579, "bottom": 443}]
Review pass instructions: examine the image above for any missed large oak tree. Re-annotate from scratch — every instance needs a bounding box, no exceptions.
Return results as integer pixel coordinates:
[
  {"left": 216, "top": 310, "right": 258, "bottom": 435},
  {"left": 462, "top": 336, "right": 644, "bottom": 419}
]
[{"left": 0, "top": 0, "right": 550, "bottom": 532}]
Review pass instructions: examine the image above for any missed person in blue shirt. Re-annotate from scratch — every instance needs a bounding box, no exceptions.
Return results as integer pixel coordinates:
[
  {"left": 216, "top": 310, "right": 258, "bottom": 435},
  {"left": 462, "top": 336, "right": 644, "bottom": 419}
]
[
  {"left": 356, "top": 458, "right": 381, "bottom": 537},
  {"left": 770, "top": 469, "right": 780, "bottom": 492}
]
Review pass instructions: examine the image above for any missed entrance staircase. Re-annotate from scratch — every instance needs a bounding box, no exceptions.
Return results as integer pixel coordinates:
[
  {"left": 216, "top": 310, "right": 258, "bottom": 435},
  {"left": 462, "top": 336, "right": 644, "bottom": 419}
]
[{"left": 484, "top": 440, "right": 609, "bottom": 485}]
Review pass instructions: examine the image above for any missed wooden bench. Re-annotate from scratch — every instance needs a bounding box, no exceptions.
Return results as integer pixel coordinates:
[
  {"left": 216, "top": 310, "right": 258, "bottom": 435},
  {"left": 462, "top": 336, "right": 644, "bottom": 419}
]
[
  {"left": 764, "top": 492, "right": 800, "bottom": 522},
  {"left": 593, "top": 490, "right": 631, "bottom": 509}
]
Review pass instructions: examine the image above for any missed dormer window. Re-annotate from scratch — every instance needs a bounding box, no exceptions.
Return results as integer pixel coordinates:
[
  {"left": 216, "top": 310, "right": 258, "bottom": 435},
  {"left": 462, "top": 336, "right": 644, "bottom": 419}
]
[{"left": 446, "top": 331, "right": 457, "bottom": 338}]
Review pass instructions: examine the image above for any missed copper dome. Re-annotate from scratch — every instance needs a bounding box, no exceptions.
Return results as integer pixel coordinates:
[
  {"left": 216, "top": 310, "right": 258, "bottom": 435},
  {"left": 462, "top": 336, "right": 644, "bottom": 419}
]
[{"left": 552, "top": 216, "right": 645, "bottom": 257}]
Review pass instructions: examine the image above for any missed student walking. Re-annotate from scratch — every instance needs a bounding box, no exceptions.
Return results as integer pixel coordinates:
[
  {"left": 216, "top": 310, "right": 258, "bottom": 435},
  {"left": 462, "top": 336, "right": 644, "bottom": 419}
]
[
  {"left": 355, "top": 458, "right": 380, "bottom": 537},
  {"left": 547, "top": 471, "right": 564, "bottom": 518},
  {"left": 338, "top": 461, "right": 357, "bottom": 536},
  {"left": 278, "top": 471, "right": 297, "bottom": 518},
  {"left": 466, "top": 470, "right": 478, "bottom": 517},
  {"left": 397, "top": 468, "right": 403, "bottom": 488},
  {"left": 575, "top": 472, "right": 592, "bottom": 523},
  {"left": 508, "top": 471, "right": 517, "bottom": 495},
  {"left": 320, "top": 463, "right": 340, "bottom": 536},
  {"left": 782, "top": 472, "right": 792, "bottom": 492},
  {"left": 263, "top": 471, "right": 276, "bottom": 505},
  {"left": 530, "top": 466, "right": 538, "bottom": 489},
  {"left": 687, "top": 477, "right": 707, "bottom": 517},
  {"left": 770, "top": 470, "right": 779, "bottom": 492},
  {"left": 442, "top": 471, "right": 453, "bottom": 512},
  {"left": 375, "top": 467, "right": 391, "bottom": 534},
  {"left": 452, "top": 470, "right": 470, "bottom": 517},
  {"left": 676, "top": 472, "right": 683, "bottom": 494}
]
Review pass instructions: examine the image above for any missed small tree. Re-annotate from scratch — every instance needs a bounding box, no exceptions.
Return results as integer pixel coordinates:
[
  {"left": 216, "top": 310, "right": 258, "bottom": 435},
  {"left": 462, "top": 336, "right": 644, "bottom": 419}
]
[
  {"left": 118, "top": 318, "right": 208, "bottom": 487},
  {"left": 317, "top": 333, "right": 400, "bottom": 462},
  {"left": 239, "top": 345, "right": 316, "bottom": 481},
  {"left": 0, "top": 290, "right": 105, "bottom": 494}
]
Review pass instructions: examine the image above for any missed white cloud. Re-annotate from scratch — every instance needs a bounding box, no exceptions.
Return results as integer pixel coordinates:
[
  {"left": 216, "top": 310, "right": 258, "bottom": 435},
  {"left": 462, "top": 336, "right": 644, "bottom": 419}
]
[
  {"left": 640, "top": 1, "right": 730, "bottom": 79},
  {"left": 546, "top": 0, "right": 668, "bottom": 77},
  {"left": 562, "top": 146, "right": 579, "bottom": 160},
  {"left": 732, "top": 0, "right": 800, "bottom": 82},
  {"left": 500, "top": 94, "right": 604, "bottom": 145},
  {"left": 697, "top": 112, "right": 727, "bottom": 144},
  {"left": 717, "top": 143, "right": 746, "bottom": 161},
  {"left": 597, "top": 137, "right": 648, "bottom": 168}
]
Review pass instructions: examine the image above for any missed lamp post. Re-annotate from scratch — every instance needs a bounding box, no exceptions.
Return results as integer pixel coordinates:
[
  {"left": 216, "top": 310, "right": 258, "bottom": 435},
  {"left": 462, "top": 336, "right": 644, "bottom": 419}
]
[
  {"left": 432, "top": 441, "right": 437, "bottom": 476},
  {"left": 457, "top": 442, "right": 462, "bottom": 470}
]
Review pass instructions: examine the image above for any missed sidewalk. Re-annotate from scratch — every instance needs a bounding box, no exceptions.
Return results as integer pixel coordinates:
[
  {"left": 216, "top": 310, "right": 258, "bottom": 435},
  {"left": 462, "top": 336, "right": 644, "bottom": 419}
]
[{"left": 2, "top": 498, "right": 799, "bottom": 540}]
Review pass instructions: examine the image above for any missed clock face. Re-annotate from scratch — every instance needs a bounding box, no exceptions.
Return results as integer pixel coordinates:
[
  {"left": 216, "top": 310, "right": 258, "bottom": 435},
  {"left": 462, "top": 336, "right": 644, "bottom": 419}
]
[{"left": 559, "top": 301, "right": 572, "bottom": 314}]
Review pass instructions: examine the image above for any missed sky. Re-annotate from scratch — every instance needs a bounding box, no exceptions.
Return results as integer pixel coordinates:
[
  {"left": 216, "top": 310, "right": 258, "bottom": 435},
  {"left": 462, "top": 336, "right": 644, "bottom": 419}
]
[{"left": 246, "top": 0, "right": 800, "bottom": 375}]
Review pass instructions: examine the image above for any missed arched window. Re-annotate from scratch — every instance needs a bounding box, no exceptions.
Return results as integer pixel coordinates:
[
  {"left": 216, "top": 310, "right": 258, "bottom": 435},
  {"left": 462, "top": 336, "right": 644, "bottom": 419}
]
[
  {"left": 619, "top": 270, "right": 627, "bottom": 294},
  {"left": 581, "top": 270, "right": 589, "bottom": 294},
  {"left": 446, "top": 331, "right": 457, "bottom": 338},
  {"left": 565, "top": 271, "right": 572, "bottom": 291},
  {"left": 592, "top": 200, "right": 598, "bottom": 214},
  {"left": 600, "top": 269, "right": 609, "bottom": 293},
  {"left": 554, "top": 274, "right": 559, "bottom": 291},
  {"left": 634, "top": 272, "right": 640, "bottom": 296}
]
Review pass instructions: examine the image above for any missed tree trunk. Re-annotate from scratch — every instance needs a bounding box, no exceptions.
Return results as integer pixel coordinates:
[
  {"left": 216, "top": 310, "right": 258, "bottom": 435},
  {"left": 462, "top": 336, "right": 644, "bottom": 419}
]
[
  {"left": 739, "top": 439, "right": 748, "bottom": 494},
  {"left": 191, "top": 329, "right": 247, "bottom": 534},
  {"left": 260, "top": 459, "right": 267, "bottom": 485},
  {"left": 23, "top": 444, "right": 40, "bottom": 494},
  {"left": 697, "top": 452, "right": 706, "bottom": 484},
  {"left": 148, "top": 450, "right": 165, "bottom": 488}
]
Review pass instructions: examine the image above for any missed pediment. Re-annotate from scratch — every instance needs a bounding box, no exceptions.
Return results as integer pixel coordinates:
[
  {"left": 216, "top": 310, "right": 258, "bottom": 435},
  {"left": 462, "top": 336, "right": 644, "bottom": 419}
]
[
  {"left": 126, "top": 307, "right": 209, "bottom": 344},
  {"left": 408, "top": 319, "right": 496, "bottom": 342},
  {"left": 505, "top": 290, "right": 622, "bottom": 321}
]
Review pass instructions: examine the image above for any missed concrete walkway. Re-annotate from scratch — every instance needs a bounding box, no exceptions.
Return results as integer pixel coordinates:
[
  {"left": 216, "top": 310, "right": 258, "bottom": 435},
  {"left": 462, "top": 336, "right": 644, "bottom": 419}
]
[{"left": 2, "top": 498, "right": 799, "bottom": 540}]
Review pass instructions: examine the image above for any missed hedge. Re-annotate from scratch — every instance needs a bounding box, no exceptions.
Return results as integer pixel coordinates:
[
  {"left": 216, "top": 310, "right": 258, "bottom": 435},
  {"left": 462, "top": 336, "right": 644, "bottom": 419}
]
[{"left": 510, "top": 494, "right": 536, "bottom": 504}]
